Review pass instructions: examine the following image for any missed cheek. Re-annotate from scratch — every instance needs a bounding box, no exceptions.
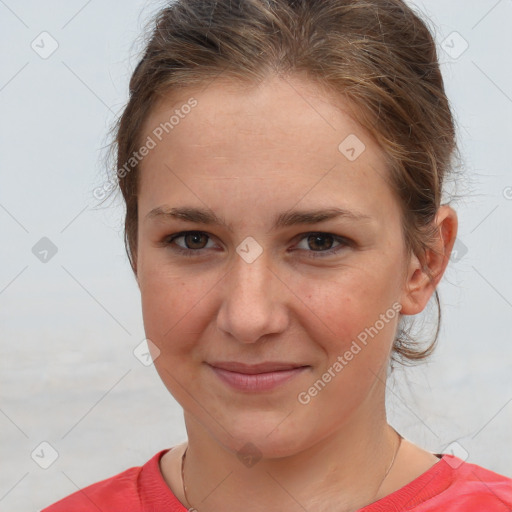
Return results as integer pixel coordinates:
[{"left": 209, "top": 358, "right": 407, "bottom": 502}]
[
  {"left": 297, "top": 267, "right": 399, "bottom": 348},
  {"left": 139, "top": 267, "right": 211, "bottom": 353},
  {"left": 300, "top": 276, "right": 400, "bottom": 415}
]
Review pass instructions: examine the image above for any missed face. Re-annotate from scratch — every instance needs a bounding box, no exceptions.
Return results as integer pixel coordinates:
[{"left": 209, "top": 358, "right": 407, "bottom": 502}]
[{"left": 135, "top": 75, "right": 415, "bottom": 457}]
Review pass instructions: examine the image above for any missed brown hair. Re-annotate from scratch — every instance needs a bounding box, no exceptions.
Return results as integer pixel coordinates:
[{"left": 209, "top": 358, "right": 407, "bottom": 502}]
[{"left": 102, "top": 0, "right": 462, "bottom": 366}]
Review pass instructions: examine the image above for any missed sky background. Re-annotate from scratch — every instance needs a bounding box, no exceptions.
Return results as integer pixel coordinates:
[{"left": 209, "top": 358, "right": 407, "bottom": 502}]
[{"left": 1, "top": 0, "right": 511, "bottom": 510}]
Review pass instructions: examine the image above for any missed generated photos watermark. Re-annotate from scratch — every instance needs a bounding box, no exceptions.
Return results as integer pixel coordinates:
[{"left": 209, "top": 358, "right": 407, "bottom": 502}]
[
  {"left": 93, "top": 97, "right": 198, "bottom": 200},
  {"left": 297, "top": 301, "right": 402, "bottom": 405}
]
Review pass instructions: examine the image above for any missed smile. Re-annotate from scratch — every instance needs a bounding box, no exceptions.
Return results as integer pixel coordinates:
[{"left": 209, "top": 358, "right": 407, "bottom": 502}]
[{"left": 207, "top": 363, "right": 310, "bottom": 392}]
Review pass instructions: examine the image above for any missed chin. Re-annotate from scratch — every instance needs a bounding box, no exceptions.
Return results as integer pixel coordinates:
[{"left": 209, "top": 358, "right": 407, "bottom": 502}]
[{"left": 209, "top": 413, "right": 316, "bottom": 460}]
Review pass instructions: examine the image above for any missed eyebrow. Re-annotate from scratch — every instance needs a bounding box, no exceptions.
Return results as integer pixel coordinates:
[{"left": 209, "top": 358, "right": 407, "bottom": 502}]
[{"left": 145, "top": 205, "right": 372, "bottom": 231}]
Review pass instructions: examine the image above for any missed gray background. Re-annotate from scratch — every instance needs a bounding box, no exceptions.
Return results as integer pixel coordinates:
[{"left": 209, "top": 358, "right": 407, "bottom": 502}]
[{"left": 1, "top": 0, "right": 511, "bottom": 510}]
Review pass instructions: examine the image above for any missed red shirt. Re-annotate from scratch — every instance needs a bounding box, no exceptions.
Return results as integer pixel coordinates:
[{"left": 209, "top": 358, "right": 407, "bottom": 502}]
[{"left": 41, "top": 447, "right": 512, "bottom": 511}]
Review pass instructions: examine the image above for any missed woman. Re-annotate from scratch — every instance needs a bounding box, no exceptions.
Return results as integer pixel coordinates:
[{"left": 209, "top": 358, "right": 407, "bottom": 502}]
[{"left": 43, "top": 0, "right": 512, "bottom": 510}]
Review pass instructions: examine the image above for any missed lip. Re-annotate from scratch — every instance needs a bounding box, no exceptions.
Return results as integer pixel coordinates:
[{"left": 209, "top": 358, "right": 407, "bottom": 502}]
[
  {"left": 207, "top": 362, "right": 310, "bottom": 392},
  {"left": 208, "top": 361, "right": 308, "bottom": 374}
]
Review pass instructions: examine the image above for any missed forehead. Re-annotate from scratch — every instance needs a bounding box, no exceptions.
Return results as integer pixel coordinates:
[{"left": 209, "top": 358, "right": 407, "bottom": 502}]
[{"left": 137, "top": 75, "right": 398, "bottom": 224}]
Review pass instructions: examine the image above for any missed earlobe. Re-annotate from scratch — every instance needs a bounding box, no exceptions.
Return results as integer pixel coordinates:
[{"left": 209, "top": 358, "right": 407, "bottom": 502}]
[
  {"left": 399, "top": 254, "right": 431, "bottom": 316},
  {"left": 399, "top": 205, "right": 458, "bottom": 316}
]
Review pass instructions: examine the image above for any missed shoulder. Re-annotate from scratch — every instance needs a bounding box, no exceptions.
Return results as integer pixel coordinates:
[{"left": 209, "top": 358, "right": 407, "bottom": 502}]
[
  {"left": 40, "top": 466, "right": 143, "bottom": 511},
  {"left": 433, "top": 455, "right": 512, "bottom": 509},
  {"left": 366, "top": 453, "right": 512, "bottom": 511},
  {"left": 40, "top": 449, "right": 172, "bottom": 512}
]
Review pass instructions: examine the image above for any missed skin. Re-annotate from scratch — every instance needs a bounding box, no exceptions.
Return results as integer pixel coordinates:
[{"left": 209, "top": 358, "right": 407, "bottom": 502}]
[{"left": 134, "top": 74, "right": 458, "bottom": 512}]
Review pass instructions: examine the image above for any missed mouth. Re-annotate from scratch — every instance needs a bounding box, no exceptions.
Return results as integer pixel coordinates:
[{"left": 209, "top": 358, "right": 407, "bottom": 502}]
[
  {"left": 207, "top": 360, "right": 310, "bottom": 374},
  {"left": 206, "top": 361, "right": 311, "bottom": 392}
]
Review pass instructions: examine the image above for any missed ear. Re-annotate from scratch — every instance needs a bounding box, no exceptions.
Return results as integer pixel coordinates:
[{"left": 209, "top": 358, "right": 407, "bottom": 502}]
[{"left": 399, "top": 205, "right": 458, "bottom": 316}]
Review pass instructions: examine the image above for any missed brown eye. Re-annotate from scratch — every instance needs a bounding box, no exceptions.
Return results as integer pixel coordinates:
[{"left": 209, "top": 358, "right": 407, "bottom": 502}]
[
  {"left": 181, "top": 232, "right": 209, "bottom": 250},
  {"left": 164, "top": 231, "right": 215, "bottom": 257},
  {"left": 294, "top": 232, "right": 350, "bottom": 259},
  {"left": 306, "top": 233, "right": 336, "bottom": 252}
]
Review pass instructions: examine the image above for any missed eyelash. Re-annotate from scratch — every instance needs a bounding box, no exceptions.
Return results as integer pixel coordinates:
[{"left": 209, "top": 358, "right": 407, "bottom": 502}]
[{"left": 162, "top": 231, "right": 351, "bottom": 259}]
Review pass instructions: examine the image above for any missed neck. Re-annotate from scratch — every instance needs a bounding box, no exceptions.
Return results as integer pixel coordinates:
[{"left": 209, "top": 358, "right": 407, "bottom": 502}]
[{"left": 181, "top": 401, "right": 400, "bottom": 512}]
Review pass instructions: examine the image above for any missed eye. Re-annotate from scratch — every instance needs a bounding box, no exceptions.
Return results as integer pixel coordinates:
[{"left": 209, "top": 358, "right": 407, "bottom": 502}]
[
  {"left": 293, "top": 232, "right": 350, "bottom": 258},
  {"left": 162, "top": 230, "right": 350, "bottom": 259},
  {"left": 164, "top": 231, "right": 217, "bottom": 257}
]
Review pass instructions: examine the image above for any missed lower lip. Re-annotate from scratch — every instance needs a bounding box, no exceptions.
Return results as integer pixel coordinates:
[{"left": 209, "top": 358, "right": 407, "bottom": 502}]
[{"left": 209, "top": 366, "right": 309, "bottom": 392}]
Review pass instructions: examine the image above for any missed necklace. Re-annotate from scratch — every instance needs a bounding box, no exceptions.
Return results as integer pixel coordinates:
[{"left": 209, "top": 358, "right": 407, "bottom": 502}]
[
  {"left": 369, "top": 428, "right": 403, "bottom": 501},
  {"left": 180, "top": 429, "right": 402, "bottom": 511}
]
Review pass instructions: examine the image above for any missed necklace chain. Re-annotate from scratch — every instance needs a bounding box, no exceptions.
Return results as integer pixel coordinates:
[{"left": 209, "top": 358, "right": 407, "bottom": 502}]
[{"left": 180, "top": 429, "right": 402, "bottom": 511}]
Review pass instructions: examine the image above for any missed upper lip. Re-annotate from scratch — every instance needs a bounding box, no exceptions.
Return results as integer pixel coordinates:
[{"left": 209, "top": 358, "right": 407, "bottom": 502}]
[{"left": 208, "top": 361, "right": 308, "bottom": 374}]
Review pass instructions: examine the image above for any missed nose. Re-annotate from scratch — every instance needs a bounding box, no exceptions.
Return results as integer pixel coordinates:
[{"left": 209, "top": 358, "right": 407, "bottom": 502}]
[{"left": 216, "top": 248, "right": 290, "bottom": 344}]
